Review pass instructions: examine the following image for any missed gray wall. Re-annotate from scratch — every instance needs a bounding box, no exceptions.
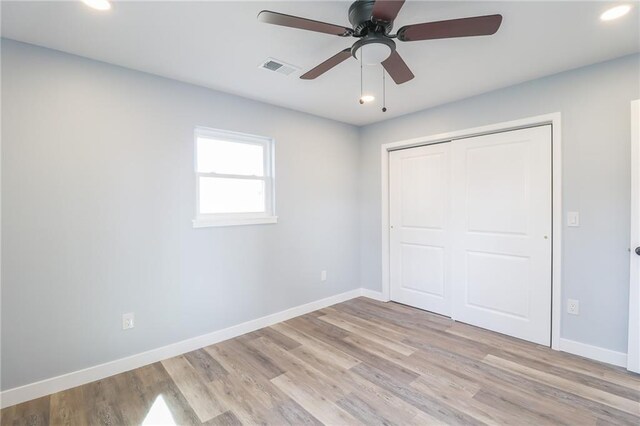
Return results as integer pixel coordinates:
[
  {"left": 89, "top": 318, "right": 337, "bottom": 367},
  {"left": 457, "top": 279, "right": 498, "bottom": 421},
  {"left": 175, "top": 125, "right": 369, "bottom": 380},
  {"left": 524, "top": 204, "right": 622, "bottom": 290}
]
[
  {"left": 1, "top": 39, "right": 361, "bottom": 390},
  {"left": 359, "top": 54, "right": 640, "bottom": 353},
  {"left": 3, "top": 38, "right": 638, "bottom": 391}
]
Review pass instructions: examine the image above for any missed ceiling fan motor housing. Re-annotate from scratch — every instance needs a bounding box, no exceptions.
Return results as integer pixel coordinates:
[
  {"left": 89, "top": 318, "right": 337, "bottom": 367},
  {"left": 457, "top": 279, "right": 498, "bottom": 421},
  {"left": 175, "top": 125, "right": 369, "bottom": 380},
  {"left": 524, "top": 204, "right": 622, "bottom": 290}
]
[{"left": 348, "top": 0, "right": 394, "bottom": 36}]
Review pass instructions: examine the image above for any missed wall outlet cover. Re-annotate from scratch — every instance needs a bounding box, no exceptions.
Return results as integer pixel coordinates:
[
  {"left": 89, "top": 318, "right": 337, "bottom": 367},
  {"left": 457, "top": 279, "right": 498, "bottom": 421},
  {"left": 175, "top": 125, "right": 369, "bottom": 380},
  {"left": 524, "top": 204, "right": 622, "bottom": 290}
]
[
  {"left": 122, "top": 312, "right": 135, "bottom": 330},
  {"left": 567, "top": 299, "right": 579, "bottom": 315},
  {"left": 320, "top": 270, "right": 327, "bottom": 282}
]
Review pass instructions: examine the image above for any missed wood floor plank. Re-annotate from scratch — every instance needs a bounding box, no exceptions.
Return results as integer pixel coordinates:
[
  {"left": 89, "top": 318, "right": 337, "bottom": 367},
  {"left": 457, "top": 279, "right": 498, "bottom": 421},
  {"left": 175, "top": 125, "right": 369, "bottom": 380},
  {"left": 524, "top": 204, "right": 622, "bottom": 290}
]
[
  {"left": 83, "top": 377, "right": 128, "bottom": 426},
  {"left": 203, "top": 410, "right": 243, "bottom": 426},
  {"left": 204, "top": 343, "right": 286, "bottom": 410},
  {"left": 269, "top": 398, "right": 323, "bottom": 426},
  {"left": 483, "top": 354, "right": 640, "bottom": 416},
  {"left": 322, "top": 306, "right": 421, "bottom": 345},
  {"left": 402, "top": 327, "right": 491, "bottom": 361},
  {"left": 318, "top": 314, "right": 416, "bottom": 356},
  {"left": 410, "top": 376, "right": 542, "bottom": 426},
  {"left": 270, "top": 373, "right": 361, "bottom": 425},
  {"left": 338, "top": 299, "right": 452, "bottom": 333},
  {"left": 335, "top": 393, "right": 400, "bottom": 426},
  {"left": 0, "top": 396, "right": 50, "bottom": 426},
  {"left": 49, "top": 386, "right": 87, "bottom": 426},
  {"left": 343, "top": 333, "right": 414, "bottom": 365},
  {"left": 472, "top": 387, "right": 597, "bottom": 426},
  {"left": 493, "top": 348, "right": 640, "bottom": 401},
  {"left": 218, "top": 338, "right": 285, "bottom": 380},
  {"left": 345, "top": 297, "right": 454, "bottom": 328},
  {"left": 161, "top": 355, "right": 225, "bottom": 422},
  {"left": 288, "top": 343, "right": 359, "bottom": 380},
  {"left": 249, "top": 336, "right": 358, "bottom": 401},
  {"left": 289, "top": 315, "right": 420, "bottom": 384},
  {"left": 406, "top": 350, "right": 598, "bottom": 425},
  {"left": 350, "top": 362, "right": 483, "bottom": 425},
  {"left": 257, "top": 326, "right": 304, "bottom": 351},
  {"left": 109, "top": 369, "right": 152, "bottom": 424},
  {"left": 410, "top": 346, "right": 640, "bottom": 425},
  {"left": 343, "top": 371, "right": 430, "bottom": 425},
  {"left": 270, "top": 322, "right": 361, "bottom": 370},
  {"left": 448, "top": 322, "right": 640, "bottom": 392},
  {"left": 184, "top": 348, "right": 229, "bottom": 383},
  {"left": 134, "top": 362, "right": 202, "bottom": 425},
  {"left": 3, "top": 298, "right": 640, "bottom": 426},
  {"left": 207, "top": 372, "right": 284, "bottom": 425}
]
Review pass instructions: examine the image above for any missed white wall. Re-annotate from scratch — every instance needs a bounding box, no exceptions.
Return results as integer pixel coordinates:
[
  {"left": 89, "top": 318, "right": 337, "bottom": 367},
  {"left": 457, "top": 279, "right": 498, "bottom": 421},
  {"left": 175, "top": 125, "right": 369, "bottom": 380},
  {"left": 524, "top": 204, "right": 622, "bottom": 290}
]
[
  {"left": 0, "top": 39, "right": 361, "bottom": 391},
  {"left": 359, "top": 54, "right": 640, "bottom": 354}
]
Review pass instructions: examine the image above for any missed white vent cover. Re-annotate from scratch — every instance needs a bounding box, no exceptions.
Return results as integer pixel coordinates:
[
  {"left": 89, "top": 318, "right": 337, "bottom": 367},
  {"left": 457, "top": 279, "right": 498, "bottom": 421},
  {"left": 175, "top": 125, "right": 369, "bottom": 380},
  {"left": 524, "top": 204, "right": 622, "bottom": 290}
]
[{"left": 259, "top": 58, "right": 300, "bottom": 76}]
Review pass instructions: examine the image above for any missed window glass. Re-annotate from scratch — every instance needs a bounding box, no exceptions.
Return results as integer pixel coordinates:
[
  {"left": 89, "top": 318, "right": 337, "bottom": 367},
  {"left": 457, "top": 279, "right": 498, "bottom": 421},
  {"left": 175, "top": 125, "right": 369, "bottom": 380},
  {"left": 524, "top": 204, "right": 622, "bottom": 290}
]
[
  {"left": 198, "top": 177, "right": 265, "bottom": 214},
  {"left": 196, "top": 138, "right": 264, "bottom": 176}
]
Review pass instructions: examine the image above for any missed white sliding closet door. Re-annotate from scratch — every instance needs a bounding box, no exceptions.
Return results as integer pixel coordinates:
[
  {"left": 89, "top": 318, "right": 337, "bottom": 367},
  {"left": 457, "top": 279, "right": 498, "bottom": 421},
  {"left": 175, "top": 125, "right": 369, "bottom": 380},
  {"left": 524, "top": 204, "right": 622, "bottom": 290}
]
[
  {"left": 451, "top": 125, "right": 552, "bottom": 345},
  {"left": 389, "top": 125, "right": 552, "bottom": 345},
  {"left": 390, "top": 143, "right": 452, "bottom": 316}
]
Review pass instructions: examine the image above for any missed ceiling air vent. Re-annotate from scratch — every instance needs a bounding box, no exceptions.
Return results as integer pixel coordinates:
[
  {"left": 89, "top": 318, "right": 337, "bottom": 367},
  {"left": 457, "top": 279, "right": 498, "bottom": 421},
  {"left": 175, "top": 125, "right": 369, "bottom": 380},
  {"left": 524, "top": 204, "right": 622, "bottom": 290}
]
[{"left": 259, "top": 58, "right": 300, "bottom": 76}]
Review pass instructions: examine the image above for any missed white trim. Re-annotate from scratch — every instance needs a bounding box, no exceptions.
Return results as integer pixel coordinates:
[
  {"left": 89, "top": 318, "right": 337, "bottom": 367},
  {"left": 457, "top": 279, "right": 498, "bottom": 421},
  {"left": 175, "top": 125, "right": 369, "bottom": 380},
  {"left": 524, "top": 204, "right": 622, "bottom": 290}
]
[
  {"left": 629, "top": 99, "right": 640, "bottom": 373},
  {"left": 380, "top": 113, "right": 563, "bottom": 350},
  {"left": 192, "top": 215, "right": 278, "bottom": 228},
  {"left": 551, "top": 117, "right": 563, "bottom": 351},
  {"left": 360, "top": 288, "right": 388, "bottom": 302},
  {"left": 559, "top": 338, "right": 627, "bottom": 368},
  {"left": 0, "top": 288, "right": 363, "bottom": 409},
  {"left": 193, "top": 126, "right": 276, "bottom": 227}
]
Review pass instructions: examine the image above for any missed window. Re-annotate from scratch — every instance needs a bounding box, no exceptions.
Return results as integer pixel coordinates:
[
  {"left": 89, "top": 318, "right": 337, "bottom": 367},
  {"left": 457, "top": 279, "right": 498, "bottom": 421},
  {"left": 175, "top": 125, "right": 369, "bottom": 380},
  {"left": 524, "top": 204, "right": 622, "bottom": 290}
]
[{"left": 193, "top": 127, "right": 276, "bottom": 227}]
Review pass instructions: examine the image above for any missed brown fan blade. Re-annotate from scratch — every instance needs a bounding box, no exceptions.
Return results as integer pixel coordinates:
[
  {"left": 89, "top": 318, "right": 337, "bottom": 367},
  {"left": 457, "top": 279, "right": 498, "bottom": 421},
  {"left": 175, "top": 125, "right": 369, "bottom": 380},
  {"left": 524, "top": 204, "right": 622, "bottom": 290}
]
[
  {"left": 381, "top": 51, "right": 414, "bottom": 84},
  {"left": 258, "top": 10, "right": 353, "bottom": 37},
  {"left": 300, "top": 49, "right": 352, "bottom": 80},
  {"left": 371, "top": 0, "right": 406, "bottom": 22},
  {"left": 397, "top": 14, "right": 502, "bottom": 42}
]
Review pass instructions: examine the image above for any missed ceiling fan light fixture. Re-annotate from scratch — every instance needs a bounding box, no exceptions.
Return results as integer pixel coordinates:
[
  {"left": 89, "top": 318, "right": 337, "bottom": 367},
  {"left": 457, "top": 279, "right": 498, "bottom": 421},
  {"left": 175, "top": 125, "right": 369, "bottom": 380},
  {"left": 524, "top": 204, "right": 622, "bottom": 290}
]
[
  {"left": 600, "top": 4, "right": 631, "bottom": 21},
  {"left": 355, "top": 43, "right": 392, "bottom": 65},
  {"left": 360, "top": 95, "right": 376, "bottom": 103},
  {"left": 81, "top": 0, "right": 111, "bottom": 11}
]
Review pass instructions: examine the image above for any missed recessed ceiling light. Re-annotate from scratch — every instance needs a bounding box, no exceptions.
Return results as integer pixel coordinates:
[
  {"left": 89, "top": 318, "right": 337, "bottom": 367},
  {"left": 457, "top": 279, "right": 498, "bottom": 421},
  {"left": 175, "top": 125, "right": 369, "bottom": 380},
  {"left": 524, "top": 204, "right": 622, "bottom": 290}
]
[
  {"left": 600, "top": 4, "right": 631, "bottom": 21},
  {"left": 82, "top": 0, "right": 111, "bottom": 11},
  {"left": 359, "top": 95, "right": 375, "bottom": 104}
]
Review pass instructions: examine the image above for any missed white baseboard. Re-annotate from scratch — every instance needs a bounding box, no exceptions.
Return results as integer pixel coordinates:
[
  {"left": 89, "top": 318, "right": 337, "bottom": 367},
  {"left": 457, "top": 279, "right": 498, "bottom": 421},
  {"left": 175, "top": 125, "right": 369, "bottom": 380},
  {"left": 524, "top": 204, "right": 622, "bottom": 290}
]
[
  {"left": 0, "top": 288, "right": 365, "bottom": 409},
  {"left": 2, "top": 291, "right": 629, "bottom": 409},
  {"left": 360, "top": 288, "right": 388, "bottom": 302},
  {"left": 558, "top": 338, "right": 627, "bottom": 367}
]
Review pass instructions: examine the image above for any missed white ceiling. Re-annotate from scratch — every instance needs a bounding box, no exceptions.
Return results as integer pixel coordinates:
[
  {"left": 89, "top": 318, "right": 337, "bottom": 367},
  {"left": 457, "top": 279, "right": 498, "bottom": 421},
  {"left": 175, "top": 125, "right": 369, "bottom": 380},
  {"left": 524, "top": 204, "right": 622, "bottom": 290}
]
[{"left": 2, "top": 1, "right": 639, "bottom": 126}]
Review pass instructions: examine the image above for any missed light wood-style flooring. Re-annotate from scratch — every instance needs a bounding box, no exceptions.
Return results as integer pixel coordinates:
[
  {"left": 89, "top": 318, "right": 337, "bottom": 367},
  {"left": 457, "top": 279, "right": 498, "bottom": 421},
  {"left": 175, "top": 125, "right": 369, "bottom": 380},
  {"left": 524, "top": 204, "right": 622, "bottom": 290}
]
[{"left": 2, "top": 297, "right": 639, "bottom": 425}]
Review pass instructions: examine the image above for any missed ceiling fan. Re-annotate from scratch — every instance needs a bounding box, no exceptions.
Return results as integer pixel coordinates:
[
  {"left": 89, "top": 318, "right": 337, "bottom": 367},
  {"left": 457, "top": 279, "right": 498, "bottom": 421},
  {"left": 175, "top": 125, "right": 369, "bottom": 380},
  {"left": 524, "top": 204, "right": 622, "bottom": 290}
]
[{"left": 258, "top": 0, "right": 502, "bottom": 84}]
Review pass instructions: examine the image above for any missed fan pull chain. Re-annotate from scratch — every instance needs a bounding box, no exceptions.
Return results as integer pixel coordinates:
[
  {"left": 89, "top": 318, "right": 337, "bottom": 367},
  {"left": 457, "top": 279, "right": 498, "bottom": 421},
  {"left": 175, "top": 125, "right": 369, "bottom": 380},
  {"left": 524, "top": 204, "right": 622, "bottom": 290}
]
[
  {"left": 382, "top": 67, "right": 387, "bottom": 112},
  {"left": 359, "top": 55, "right": 364, "bottom": 104}
]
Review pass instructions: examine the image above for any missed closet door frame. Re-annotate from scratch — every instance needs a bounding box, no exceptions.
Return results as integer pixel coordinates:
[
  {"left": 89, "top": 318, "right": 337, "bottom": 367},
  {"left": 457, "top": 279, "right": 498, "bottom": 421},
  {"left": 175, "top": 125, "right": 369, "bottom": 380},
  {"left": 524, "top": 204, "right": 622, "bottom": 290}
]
[{"left": 380, "top": 112, "right": 563, "bottom": 350}]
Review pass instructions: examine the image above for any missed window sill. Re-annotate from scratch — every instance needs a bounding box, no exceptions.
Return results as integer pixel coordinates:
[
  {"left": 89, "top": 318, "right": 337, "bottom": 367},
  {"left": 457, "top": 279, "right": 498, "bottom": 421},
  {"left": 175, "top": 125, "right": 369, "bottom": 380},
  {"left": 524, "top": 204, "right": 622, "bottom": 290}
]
[{"left": 192, "top": 216, "right": 278, "bottom": 228}]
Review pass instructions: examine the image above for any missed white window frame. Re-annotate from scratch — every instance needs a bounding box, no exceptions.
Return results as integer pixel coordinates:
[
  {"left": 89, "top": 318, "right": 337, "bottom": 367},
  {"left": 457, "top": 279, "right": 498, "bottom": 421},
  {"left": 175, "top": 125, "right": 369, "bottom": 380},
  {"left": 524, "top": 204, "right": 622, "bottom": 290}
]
[{"left": 192, "top": 127, "right": 277, "bottom": 228}]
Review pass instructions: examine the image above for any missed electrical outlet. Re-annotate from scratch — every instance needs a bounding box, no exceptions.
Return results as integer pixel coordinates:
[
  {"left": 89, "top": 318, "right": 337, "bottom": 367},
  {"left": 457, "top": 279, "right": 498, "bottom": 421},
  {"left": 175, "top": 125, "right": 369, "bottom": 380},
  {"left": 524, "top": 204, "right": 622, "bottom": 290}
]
[
  {"left": 320, "top": 270, "right": 327, "bottom": 282},
  {"left": 122, "top": 312, "right": 135, "bottom": 330},
  {"left": 567, "top": 299, "right": 579, "bottom": 315}
]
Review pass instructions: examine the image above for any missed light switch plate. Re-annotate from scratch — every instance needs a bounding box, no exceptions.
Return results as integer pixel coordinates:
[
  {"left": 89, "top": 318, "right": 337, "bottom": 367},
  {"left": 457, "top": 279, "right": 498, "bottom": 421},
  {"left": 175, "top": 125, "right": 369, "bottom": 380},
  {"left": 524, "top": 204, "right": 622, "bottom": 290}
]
[{"left": 567, "top": 211, "right": 580, "bottom": 227}]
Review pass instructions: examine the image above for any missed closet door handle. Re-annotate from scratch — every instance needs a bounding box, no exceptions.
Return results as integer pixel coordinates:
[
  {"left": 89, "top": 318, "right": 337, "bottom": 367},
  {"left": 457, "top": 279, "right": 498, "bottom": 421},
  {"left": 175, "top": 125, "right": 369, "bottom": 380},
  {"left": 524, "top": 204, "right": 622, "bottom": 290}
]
[{"left": 635, "top": 247, "right": 640, "bottom": 256}]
